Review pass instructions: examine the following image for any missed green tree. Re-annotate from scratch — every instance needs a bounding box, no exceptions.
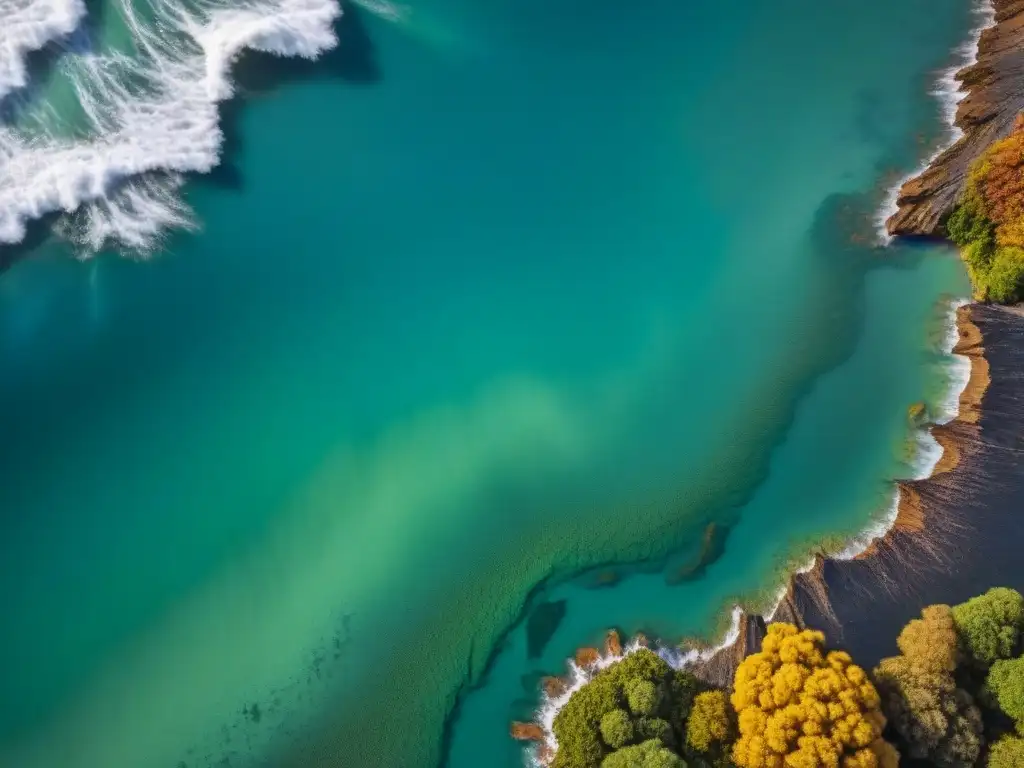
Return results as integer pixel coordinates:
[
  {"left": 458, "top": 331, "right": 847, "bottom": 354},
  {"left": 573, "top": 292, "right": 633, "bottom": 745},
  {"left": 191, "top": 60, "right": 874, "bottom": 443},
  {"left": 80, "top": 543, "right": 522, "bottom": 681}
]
[
  {"left": 601, "top": 739, "right": 687, "bottom": 768},
  {"left": 626, "top": 678, "right": 661, "bottom": 717},
  {"left": 987, "top": 736, "right": 1024, "bottom": 767},
  {"left": 984, "top": 246, "right": 1024, "bottom": 303},
  {"left": 601, "top": 709, "right": 636, "bottom": 750},
  {"left": 947, "top": 189, "right": 994, "bottom": 248},
  {"left": 552, "top": 649, "right": 699, "bottom": 768},
  {"left": 986, "top": 657, "right": 1024, "bottom": 726},
  {"left": 635, "top": 717, "right": 672, "bottom": 746},
  {"left": 952, "top": 588, "right": 1024, "bottom": 668}
]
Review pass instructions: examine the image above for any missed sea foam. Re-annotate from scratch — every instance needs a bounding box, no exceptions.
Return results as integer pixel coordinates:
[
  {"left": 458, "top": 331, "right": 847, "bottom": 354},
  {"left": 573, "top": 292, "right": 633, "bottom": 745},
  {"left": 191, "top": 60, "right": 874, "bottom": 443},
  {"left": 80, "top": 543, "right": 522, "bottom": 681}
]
[
  {"left": 0, "top": 0, "right": 86, "bottom": 103},
  {"left": 0, "top": 0, "right": 341, "bottom": 253}
]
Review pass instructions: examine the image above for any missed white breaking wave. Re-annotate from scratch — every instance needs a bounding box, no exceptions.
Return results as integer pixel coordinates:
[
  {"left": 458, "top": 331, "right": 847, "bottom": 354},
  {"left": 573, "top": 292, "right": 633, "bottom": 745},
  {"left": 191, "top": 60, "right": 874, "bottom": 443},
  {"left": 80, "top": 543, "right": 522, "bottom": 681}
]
[
  {"left": 0, "top": 0, "right": 86, "bottom": 102},
  {"left": 875, "top": 0, "right": 997, "bottom": 242},
  {"left": 0, "top": 0, "right": 342, "bottom": 253}
]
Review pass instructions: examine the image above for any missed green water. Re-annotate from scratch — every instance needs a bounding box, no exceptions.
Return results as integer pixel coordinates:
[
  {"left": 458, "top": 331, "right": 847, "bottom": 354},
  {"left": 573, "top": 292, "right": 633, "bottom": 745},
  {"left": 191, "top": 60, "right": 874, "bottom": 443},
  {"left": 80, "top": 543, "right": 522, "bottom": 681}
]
[{"left": 0, "top": 0, "right": 974, "bottom": 766}]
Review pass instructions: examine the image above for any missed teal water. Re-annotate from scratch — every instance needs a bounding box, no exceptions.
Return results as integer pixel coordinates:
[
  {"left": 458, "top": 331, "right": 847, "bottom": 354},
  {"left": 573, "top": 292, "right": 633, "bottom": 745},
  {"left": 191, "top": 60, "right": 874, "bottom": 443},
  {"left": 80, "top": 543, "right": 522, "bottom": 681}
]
[{"left": 0, "top": 1, "right": 974, "bottom": 767}]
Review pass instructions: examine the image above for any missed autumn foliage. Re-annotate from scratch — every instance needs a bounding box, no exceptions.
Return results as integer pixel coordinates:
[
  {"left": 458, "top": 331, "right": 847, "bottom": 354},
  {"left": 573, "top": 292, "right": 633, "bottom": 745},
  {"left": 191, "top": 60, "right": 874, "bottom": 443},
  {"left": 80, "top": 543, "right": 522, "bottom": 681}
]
[
  {"left": 947, "top": 114, "right": 1024, "bottom": 302},
  {"left": 730, "top": 624, "right": 897, "bottom": 768},
  {"left": 526, "top": 591, "right": 1024, "bottom": 768},
  {"left": 873, "top": 605, "right": 982, "bottom": 767},
  {"left": 971, "top": 114, "right": 1024, "bottom": 249}
]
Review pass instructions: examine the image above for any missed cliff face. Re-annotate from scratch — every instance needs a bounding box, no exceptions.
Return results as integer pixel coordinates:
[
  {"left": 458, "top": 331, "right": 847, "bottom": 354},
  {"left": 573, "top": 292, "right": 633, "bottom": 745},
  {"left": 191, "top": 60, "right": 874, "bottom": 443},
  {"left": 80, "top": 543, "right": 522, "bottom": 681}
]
[{"left": 886, "top": 0, "right": 1024, "bottom": 237}]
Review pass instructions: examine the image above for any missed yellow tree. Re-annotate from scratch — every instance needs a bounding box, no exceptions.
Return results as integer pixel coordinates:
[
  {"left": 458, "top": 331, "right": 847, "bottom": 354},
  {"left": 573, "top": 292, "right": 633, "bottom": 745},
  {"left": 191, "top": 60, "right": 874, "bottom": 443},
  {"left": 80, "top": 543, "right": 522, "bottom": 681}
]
[{"left": 730, "top": 623, "right": 898, "bottom": 768}]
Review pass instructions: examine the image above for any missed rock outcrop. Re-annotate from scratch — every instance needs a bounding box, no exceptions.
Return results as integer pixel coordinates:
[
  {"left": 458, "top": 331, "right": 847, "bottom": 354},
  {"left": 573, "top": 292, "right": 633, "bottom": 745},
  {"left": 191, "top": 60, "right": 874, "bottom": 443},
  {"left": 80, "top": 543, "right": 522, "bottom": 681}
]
[
  {"left": 887, "top": 0, "right": 1024, "bottom": 237},
  {"left": 604, "top": 629, "right": 623, "bottom": 657},
  {"left": 574, "top": 647, "right": 600, "bottom": 668},
  {"left": 511, "top": 722, "right": 545, "bottom": 741}
]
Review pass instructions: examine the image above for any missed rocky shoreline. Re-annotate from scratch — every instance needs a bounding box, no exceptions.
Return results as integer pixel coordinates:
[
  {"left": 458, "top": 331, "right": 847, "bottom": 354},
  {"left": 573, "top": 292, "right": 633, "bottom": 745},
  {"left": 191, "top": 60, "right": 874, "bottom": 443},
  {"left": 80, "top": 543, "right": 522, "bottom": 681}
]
[
  {"left": 509, "top": 4, "right": 1024, "bottom": 760},
  {"left": 513, "top": 304, "right": 1024, "bottom": 762},
  {"left": 692, "top": 303, "right": 1024, "bottom": 686},
  {"left": 886, "top": 0, "right": 1024, "bottom": 237}
]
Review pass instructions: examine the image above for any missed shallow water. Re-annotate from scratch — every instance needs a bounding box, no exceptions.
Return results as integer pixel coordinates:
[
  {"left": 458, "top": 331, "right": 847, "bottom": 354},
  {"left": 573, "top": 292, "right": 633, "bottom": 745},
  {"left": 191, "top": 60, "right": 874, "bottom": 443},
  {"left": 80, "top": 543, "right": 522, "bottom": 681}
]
[{"left": 0, "top": 0, "right": 974, "bottom": 766}]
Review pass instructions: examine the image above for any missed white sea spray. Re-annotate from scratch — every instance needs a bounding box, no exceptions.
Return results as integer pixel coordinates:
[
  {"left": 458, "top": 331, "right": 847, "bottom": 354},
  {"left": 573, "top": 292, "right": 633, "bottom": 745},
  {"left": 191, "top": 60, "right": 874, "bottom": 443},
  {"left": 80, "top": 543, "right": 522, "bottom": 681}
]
[
  {"left": 0, "top": 0, "right": 86, "bottom": 103},
  {"left": 0, "top": 0, "right": 342, "bottom": 253}
]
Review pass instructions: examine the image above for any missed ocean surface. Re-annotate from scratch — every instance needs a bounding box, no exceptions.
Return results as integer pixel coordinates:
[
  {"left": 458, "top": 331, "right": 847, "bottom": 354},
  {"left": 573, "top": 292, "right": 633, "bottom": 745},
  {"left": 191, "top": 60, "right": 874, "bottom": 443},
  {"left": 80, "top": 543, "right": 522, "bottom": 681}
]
[{"left": 0, "top": 0, "right": 979, "bottom": 766}]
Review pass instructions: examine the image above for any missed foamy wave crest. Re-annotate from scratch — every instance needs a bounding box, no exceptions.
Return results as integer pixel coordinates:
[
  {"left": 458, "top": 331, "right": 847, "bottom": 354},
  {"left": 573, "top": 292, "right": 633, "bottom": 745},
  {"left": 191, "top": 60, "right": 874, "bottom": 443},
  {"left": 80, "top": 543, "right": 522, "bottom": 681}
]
[
  {"left": 874, "top": 0, "right": 996, "bottom": 242},
  {"left": 0, "top": 0, "right": 86, "bottom": 102},
  {"left": 0, "top": 0, "right": 341, "bottom": 253}
]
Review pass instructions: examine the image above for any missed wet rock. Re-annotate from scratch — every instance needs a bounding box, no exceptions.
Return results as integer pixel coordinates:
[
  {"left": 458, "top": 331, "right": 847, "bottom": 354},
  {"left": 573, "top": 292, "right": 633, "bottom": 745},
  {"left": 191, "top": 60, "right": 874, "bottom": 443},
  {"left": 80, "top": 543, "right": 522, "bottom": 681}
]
[{"left": 511, "top": 722, "right": 545, "bottom": 741}]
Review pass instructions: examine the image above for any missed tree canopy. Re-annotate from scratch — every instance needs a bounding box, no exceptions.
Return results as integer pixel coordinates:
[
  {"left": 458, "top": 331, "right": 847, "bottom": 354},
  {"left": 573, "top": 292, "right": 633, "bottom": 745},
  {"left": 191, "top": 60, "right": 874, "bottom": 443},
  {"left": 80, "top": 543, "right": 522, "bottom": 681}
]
[
  {"left": 987, "top": 736, "right": 1024, "bottom": 768},
  {"left": 951, "top": 588, "right": 1024, "bottom": 668},
  {"left": 730, "top": 623, "right": 897, "bottom": 768},
  {"left": 552, "top": 649, "right": 699, "bottom": 768},
  {"left": 946, "top": 114, "right": 1024, "bottom": 303},
  {"left": 601, "top": 739, "right": 687, "bottom": 768},
  {"left": 872, "top": 604, "right": 982, "bottom": 767},
  {"left": 985, "top": 657, "right": 1024, "bottom": 727}
]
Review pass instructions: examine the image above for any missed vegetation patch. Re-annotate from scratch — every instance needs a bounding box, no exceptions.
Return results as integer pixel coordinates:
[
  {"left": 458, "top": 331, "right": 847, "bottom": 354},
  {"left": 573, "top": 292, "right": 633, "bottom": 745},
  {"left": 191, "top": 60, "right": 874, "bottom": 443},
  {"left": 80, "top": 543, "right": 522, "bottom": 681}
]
[
  {"left": 527, "top": 587, "right": 1024, "bottom": 768},
  {"left": 947, "top": 115, "right": 1024, "bottom": 303}
]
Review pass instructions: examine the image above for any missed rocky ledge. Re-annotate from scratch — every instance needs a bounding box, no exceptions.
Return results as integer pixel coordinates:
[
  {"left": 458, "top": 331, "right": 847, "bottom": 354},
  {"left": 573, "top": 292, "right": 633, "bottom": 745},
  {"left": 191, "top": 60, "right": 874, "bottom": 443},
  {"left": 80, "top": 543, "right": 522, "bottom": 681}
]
[{"left": 886, "top": 0, "right": 1024, "bottom": 237}]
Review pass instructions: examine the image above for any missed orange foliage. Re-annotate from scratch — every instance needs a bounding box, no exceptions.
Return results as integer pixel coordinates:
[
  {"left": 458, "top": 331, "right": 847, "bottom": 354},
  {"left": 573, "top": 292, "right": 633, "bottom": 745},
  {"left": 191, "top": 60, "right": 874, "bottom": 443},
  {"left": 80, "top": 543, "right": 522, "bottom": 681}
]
[
  {"left": 730, "top": 624, "right": 898, "bottom": 768},
  {"left": 973, "top": 113, "right": 1024, "bottom": 248}
]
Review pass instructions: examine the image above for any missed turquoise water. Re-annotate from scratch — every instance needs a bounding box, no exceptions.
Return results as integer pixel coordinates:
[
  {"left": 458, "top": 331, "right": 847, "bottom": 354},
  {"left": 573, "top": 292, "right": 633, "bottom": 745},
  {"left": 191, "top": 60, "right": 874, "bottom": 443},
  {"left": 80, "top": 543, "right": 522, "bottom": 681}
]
[{"left": 0, "top": 0, "right": 974, "bottom": 766}]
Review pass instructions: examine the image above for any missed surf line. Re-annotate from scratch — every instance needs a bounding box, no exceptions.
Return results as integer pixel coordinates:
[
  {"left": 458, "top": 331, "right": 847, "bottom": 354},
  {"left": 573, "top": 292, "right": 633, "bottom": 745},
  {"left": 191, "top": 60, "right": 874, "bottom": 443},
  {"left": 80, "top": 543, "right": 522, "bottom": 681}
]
[{"left": 0, "top": 0, "right": 341, "bottom": 253}]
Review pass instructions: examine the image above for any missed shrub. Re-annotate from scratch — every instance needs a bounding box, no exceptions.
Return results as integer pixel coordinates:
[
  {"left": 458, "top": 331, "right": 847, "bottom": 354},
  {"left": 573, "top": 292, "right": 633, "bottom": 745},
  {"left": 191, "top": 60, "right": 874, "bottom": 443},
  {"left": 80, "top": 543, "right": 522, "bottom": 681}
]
[
  {"left": 987, "top": 736, "right": 1024, "bottom": 767},
  {"left": 730, "top": 623, "right": 898, "bottom": 768},
  {"left": 627, "top": 678, "right": 662, "bottom": 717},
  {"left": 986, "top": 657, "right": 1024, "bottom": 726},
  {"left": 601, "top": 739, "right": 687, "bottom": 768},
  {"left": 952, "top": 588, "right": 1024, "bottom": 668},
  {"left": 552, "top": 649, "right": 699, "bottom": 768},
  {"left": 686, "top": 690, "right": 733, "bottom": 754},
  {"left": 601, "top": 709, "right": 636, "bottom": 749}
]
